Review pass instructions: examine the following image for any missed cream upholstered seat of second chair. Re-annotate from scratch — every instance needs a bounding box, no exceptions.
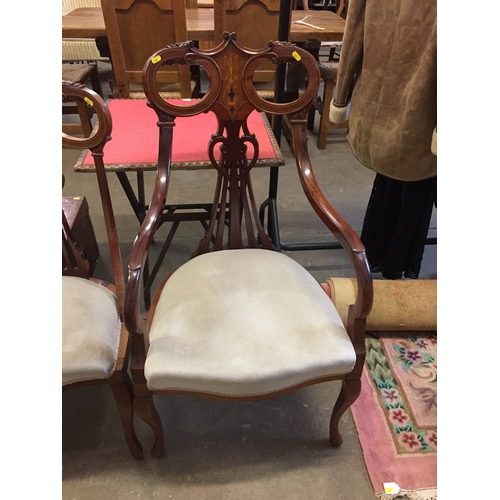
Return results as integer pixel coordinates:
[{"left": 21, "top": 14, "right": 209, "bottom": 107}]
[
  {"left": 146, "top": 249, "right": 355, "bottom": 396},
  {"left": 62, "top": 277, "right": 121, "bottom": 385}
]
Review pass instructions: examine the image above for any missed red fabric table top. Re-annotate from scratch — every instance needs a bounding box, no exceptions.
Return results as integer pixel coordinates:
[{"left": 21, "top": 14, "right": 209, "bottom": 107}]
[{"left": 77, "top": 99, "right": 282, "bottom": 172}]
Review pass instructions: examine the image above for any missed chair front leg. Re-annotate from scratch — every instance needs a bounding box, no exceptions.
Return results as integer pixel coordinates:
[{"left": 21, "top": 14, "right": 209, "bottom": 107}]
[
  {"left": 329, "top": 376, "right": 362, "bottom": 447},
  {"left": 129, "top": 334, "right": 165, "bottom": 458}
]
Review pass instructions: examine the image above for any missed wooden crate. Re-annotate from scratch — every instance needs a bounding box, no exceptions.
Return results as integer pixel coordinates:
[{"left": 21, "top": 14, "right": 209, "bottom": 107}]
[{"left": 62, "top": 196, "right": 99, "bottom": 277}]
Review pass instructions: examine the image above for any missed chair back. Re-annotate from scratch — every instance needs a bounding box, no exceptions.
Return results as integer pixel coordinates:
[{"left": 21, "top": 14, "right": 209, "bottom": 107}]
[
  {"left": 125, "top": 33, "right": 320, "bottom": 334},
  {"left": 135, "top": 33, "right": 319, "bottom": 258},
  {"left": 100, "top": 0, "right": 193, "bottom": 98},
  {"left": 214, "top": 0, "right": 292, "bottom": 85},
  {"left": 125, "top": 33, "right": 320, "bottom": 331},
  {"left": 62, "top": 81, "right": 125, "bottom": 316},
  {"left": 126, "top": 34, "right": 372, "bottom": 347}
]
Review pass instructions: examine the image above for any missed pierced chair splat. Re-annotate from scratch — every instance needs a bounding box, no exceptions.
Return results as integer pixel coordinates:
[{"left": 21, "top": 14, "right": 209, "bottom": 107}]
[
  {"left": 62, "top": 81, "right": 142, "bottom": 459},
  {"left": 124, "top": 33, "right": 373, "bottom": 458}
]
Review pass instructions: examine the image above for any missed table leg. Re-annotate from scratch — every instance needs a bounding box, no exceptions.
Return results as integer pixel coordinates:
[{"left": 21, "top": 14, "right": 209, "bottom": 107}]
[
  {"left": 137, "top": 172, "right": 147, "bottom": 220},
  {"left": 116, "top": 172, "right": 142, "bottom": 221}
]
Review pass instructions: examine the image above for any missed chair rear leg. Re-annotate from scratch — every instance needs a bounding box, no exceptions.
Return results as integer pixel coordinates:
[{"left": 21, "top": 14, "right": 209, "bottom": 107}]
[
  {"left": 329, "top": 377, "right": 361, "bottom": 447},
  {"left": 109, "top": 380, "right": 144, "bottom": 459},
  {"left": 307, "top": 98, "right": 317, "bottom": 130},
  {"left": 89, "top": 63, "right": 103, "bottom": 97}
]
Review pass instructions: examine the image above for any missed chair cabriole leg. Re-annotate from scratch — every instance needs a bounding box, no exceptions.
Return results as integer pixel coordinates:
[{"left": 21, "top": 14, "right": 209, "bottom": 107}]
[
  {"left": 109, "top": 380, "right": 144, "bottom": 459},
  {"left": 134, "top": 393, "right": 165, "bottom": 458},
  {"left": 329, "top": 377, "right": 361, "bottom": 447}
]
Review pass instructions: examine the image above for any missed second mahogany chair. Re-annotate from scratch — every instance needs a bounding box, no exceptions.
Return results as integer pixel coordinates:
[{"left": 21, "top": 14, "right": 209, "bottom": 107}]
[
  {"left": 124, "top": 34, "right": 373, "bottom": 458},
  {"left": 62, "top": 81, "right": 142, "bottom": 459}
]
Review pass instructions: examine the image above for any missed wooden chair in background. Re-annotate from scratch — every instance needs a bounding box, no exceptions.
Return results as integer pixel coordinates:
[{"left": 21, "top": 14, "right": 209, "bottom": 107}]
[
  {"left": 94, "top": 0, "right": 201, "bottom": 302},
  {"left": 124, "top": 33, "right": 373, "bottom": 458},
  {"left": 299, "top": 0, "right": 349, "bottom": 149},
  {"left": 310, "top": 61, "right": 349, "bottom": 149},
  {"left": 100, "top": 0, "right": 198, "bottom": 98},
  {"left": 213, "top": 0, "right": 292, "bottom": 100},
  {"left": 62, "top": 63, "right": 102, "bottom": 137},
  {"left": 62, "top": 0, "right": 105, "bottom": 61},
  {"left": 62, "top": 81, "right": 142, "bottom": 459},
  {"left": 62, "top": 1, "right": 105, "bottom": 137}
]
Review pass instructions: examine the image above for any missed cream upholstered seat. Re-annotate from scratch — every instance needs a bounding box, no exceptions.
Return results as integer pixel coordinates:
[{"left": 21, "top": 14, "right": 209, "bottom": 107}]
[
  {"left": 124, "top": 35, "right": 373, "bottom": 458},
  {"left": 62, "top": 277, "right": 121, "bottom": 385},
  {"left": 146, "top": 249, "right": 355, "bottom": 395},
  {"left": 62, "top": 81, "right": 142, "bottom": 459}
]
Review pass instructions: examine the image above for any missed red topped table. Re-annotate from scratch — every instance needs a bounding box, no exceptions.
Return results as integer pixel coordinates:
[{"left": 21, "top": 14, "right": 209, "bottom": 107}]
[
  {"left": 74, "top": 98, "right": 283, "bottom": 223},
  {"left": 72, "top": 98, "right": 284, "bottom": 304},
  {"left": 74, "top": 99, "right": 283, "bottom": 173}
]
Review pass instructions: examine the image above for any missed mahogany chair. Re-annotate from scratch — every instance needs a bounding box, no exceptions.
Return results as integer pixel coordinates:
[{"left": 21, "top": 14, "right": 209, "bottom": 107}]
[
  {"left": 213, "top": 0, "right": 292, "bottom": 100},
  {"left": 124, "top": 33, "right": 373, "bottom": 457},
  {"left": 100, "top": 0, "right": 198, "bottom": 98},
  {"left": 62, "top": 81, "right": 143, "bottom": 459}
]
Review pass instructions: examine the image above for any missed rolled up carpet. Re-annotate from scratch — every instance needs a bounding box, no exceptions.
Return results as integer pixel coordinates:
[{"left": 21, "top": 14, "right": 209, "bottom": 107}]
[{"left": 324, "top": 278, "right": 437, "bottom": 331}]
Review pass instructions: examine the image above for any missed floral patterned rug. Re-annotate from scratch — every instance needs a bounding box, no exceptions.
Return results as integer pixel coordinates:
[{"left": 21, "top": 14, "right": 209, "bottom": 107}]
[{"left": 350, "top": 332, "right": 437, "bottom": 499}]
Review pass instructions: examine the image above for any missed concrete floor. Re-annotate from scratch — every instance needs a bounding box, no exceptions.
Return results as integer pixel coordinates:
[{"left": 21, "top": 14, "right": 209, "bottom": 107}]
[{"left": 62, "top": 61, "right": 437, "bottom": 499}]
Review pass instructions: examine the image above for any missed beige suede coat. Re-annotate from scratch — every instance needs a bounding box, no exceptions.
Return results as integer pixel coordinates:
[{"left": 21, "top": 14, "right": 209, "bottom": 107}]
[{"left": 330, "top": 0, "right": 437, "bottom": 181}]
